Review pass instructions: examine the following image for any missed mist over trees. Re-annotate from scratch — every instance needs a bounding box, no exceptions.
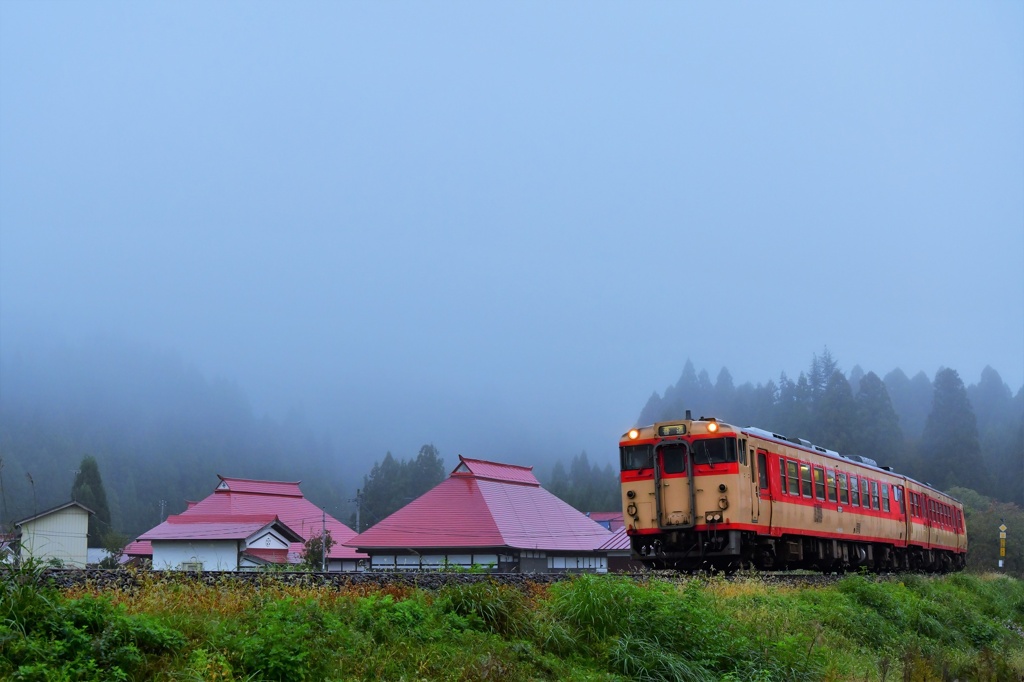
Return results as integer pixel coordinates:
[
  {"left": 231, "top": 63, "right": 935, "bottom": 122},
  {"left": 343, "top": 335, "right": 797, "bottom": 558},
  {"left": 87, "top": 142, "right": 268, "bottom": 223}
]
[
  {"left": 635, "top": 350, "right": 1023, "bottom": 508},
  {"left": 0, "top": 335, "right": 350, "bottom": 538},
  {"left": 1, "top": 333, "right": 1019, "bottom": 542}
]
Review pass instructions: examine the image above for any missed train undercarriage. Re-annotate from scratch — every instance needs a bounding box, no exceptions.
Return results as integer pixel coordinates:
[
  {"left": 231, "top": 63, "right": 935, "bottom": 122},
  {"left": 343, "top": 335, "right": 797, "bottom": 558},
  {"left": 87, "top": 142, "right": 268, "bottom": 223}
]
[{"left": 631, "top": 529, "right": 966, "bottom": 574}]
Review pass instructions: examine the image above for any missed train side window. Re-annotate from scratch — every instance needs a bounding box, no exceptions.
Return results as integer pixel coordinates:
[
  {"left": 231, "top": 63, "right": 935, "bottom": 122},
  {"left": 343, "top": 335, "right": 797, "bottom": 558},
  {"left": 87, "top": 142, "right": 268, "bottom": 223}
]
[
  {"left": 861, "top": 478, "right": 872, "bottom": 510},
  {"left": 777, "top": 457, "right": 786, "bottom": 494},
  {"left": 838, "top": 473, "right": 849, "bottom": 505},
  {"left": 800, "top": 463, "right": 812, "bottom": 497},
  {"left": 825, "top": 470, "right": 837, "bottom": 503},
  {"left": 813, "top": 466, "right": 825, "bottom": 500},
  {"left": 787, "top": 461, "right": 800, "bottom": 496},
  {"left": 757, "top": 451, "right": 768, "bottom": 490},
  {"left": 881, "top": 484, "right": 890, "bottom": 513},
  {"left": 739, "top": 439, "right": 747, "bottom": 465},
  {"left": 850, "top": 476, "right": 860, "bottom": 506}
]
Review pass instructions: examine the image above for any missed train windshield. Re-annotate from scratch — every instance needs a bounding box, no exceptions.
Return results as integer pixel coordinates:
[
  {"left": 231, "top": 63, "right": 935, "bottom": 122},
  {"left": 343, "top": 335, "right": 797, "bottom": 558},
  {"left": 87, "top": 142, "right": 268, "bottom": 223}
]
[
  {"left": 620, "top": 444, "right": 654, "bottom": 471},
  {"left": 692, "top": 437, "right": 738, "bottom": 466}
]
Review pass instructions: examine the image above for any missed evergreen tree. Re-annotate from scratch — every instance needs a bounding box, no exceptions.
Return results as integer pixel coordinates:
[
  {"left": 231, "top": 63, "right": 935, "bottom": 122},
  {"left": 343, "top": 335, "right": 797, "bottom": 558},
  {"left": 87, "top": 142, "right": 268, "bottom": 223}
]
[
  {"left": 808, "top": 348, "right": 838, "bottom": 398},
  {"left": 71, "top": 455, "right": 111, "bottom": 546},
  {"left": 848, "top": 365, "right": 865, "bottom": 396},
  {"left": 356, "top": 445, "right": 447, "bottom": 529},
  {"left": 852, "top": 372, "right": 904, "bottom": 470},
  {"left": 885, "top": 369, "right": 932, "bottom": 440},
  {"left": 811, "top": 371, "right": 857, "bottom": 453},
  {"left": 918, "top": 368, "right": 991, "bottom": 492},
  {"left": 711, "top": 368, "right": 735, "bottom": 417},
  {"left": 968, "top": 368, "right": 1023, "bottom": 505}
]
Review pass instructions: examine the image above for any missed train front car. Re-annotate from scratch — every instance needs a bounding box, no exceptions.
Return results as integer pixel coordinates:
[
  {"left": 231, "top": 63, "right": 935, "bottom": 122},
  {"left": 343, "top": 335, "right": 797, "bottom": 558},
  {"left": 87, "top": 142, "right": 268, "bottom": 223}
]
[{"left": 620, "top": 416, "right": 758, "bottom": 571}]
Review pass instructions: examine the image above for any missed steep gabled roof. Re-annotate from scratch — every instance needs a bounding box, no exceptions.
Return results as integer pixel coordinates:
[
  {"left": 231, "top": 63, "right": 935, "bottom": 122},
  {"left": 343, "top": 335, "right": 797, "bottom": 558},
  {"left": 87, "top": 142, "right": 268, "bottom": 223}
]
[
  {"left": 348, "top": 456, "right": 611, "bottom": 552},
  {"left": 130, "top": 475, "right": 365, "bottom": 561}
]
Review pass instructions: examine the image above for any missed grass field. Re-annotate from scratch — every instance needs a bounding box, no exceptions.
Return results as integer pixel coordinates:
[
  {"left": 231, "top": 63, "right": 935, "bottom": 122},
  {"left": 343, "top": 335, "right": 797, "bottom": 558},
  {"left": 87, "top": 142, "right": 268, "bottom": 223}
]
[{"left": 3, "top": 563, "right": 1022, "bottom": 681}]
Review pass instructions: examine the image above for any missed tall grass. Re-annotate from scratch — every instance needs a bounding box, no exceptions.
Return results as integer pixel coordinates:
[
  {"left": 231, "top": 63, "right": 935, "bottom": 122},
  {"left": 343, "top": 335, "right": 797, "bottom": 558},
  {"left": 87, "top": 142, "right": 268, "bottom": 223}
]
[{"left": 3, "top": 567, "right": 1022, "bottom": 681}]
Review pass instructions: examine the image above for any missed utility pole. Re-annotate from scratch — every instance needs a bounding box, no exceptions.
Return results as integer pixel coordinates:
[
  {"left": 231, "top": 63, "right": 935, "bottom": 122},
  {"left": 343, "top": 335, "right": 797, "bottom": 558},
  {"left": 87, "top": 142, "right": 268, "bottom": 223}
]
[
  {"left": 321, "top": 508, "right": 327, "bottom": 572},
  {"left": 355, "top": 489, "right": 362, "bottom": 533},
  {"left": 159, "top": 499, "right": 167, "bottom": 522}
]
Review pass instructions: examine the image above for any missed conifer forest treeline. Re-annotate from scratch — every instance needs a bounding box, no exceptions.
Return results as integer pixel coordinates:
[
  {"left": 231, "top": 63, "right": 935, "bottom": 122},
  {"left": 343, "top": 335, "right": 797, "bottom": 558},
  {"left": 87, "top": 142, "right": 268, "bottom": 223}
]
[{"left": 0, "top": 340, "right": 1020, "bottom": 543}]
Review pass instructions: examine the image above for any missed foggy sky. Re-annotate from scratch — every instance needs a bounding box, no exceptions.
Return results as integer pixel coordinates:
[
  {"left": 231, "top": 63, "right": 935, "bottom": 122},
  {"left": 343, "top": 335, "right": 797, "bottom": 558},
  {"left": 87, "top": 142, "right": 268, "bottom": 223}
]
[{"left": 2, "top": 3, "right": 1022, "bottom": 468}]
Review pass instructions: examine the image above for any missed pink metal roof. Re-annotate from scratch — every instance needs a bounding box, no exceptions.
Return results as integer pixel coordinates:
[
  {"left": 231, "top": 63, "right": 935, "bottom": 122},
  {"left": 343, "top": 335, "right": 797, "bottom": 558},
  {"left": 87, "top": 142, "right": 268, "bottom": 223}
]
[
  {"left": 598, "top": 527, "right": 631, "bottom": 552},
  {"left": 216, "top": 476, "right": 303, "bottom": 497},
  {"left": 130, "top": 475, "right": 365, "bottom": 561},
  {"left": 138, "top": 513, "right": 290, "bottom": 542},
  {"left": 123, "top": 539, "right": 152, "bottom": 557},
  {"left": 452, "top": 456, "right": 539, "bottom": 485},
  {"left": 348, "top": 459, "right": 611, "bottom": 552}
]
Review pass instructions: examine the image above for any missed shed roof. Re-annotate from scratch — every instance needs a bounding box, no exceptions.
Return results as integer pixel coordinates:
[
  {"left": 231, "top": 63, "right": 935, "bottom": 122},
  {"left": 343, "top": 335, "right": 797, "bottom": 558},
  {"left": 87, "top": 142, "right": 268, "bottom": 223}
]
[
  {"left": 16, "top": 500, "right": 95, "bottom": 527},
  {"left": 348, "top": 455, "right": 611, "bottom": 552}
]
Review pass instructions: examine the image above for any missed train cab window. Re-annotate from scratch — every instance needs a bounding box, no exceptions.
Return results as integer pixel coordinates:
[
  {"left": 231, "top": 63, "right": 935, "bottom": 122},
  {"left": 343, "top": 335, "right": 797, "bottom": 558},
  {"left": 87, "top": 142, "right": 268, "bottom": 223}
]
[
  {"left": 620, "top": 444, "right": 654, "bottom": 471},
  {"left": 838, "top": 473, "right": 849, "bottom": 505},
  {"left": 661, "top": 444, "right": 687, "bottom": 475},
  {"left": 881, "top": 484, "right": 890, "bottom": 513},
  {"left": 826, "top": 470, "right": 837, "bottom": 503},
  {"left": 850, "top": 476, "right": 860, "bottom": 506},
  {"left": 787, "top": 461, "right": 800, "bottom": 496},
  {"left": 813, "top": 467, "right": 825, "bottom": 500},
  {"left": 800, "top": 463, "right": 812, "bottom": 497},
  {"left": 692, "top": 437, "right": 737, "bottom": 466}
]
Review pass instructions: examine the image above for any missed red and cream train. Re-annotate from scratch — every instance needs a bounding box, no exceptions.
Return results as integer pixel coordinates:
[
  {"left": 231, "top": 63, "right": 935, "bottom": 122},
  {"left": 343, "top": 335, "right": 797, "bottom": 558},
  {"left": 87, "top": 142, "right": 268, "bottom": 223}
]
[{"left": 620, "top": 412, "right": 966, "bottom": 572}]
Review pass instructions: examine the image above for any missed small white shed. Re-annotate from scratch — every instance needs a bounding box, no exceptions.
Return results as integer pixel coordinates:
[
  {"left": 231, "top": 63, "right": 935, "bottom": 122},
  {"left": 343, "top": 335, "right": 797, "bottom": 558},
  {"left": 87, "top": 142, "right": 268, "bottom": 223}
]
[{"left": 16, "top": 501, "right": 94, "bottom": 568}]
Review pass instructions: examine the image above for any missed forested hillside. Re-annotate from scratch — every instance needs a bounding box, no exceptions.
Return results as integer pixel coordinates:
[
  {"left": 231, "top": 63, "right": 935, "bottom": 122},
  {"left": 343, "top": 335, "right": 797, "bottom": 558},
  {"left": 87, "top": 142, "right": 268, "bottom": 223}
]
[
  {"left": 0, "top": 337, "right": 350, "bottom": 538},
  {"left": 636, "top": 351, "right": 1023, "bottom": 507}
]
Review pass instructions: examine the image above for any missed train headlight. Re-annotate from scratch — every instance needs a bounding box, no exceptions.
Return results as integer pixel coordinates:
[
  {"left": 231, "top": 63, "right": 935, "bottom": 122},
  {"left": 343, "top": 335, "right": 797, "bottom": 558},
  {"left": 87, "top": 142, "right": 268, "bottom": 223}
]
[
  {"left": 628, "top": 429, "right": 640, "bottom": 440},
  {"left": 707, "top": 422, "right": 719, "bottom": 433}
]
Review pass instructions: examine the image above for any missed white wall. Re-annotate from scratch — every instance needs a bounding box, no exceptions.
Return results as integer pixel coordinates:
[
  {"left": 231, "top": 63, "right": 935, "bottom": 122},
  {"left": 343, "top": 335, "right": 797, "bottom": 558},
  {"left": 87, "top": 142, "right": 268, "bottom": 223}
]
[
  {"left": 151, "top": 540, "right": 240, "bottom": 571},
  {"left": 19, "top": 506, "right": 89, "bottom": 568}
]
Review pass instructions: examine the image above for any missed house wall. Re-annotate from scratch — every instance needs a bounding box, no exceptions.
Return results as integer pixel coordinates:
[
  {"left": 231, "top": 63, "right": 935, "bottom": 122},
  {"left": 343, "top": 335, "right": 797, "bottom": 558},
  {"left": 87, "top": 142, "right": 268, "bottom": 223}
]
[
  {"left": 19, "top": 507, "right": 89, "bottom": 568},
  {"left": 151, "top": 540, "right": 240, "bottom": 571}
]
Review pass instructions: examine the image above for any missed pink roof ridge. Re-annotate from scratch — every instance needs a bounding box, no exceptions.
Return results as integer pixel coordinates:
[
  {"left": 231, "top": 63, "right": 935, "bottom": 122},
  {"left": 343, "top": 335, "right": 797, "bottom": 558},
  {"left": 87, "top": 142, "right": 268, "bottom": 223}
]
[
  {"left": 216, "top": 475, "right": 303, "bottom": 497},
  {"left": 452, "top": 455, "right": 539, "bottom": 486}
]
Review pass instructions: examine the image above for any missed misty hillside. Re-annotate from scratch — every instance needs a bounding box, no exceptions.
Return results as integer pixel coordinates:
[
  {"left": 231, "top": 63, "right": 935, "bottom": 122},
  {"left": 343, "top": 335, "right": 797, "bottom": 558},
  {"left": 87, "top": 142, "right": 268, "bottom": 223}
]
[
  {"left": 638, "top": 353, "right": 1024, "bottom": 507},
  {"left": 0, "top": 335, "right": 352, "bottom": 538}
]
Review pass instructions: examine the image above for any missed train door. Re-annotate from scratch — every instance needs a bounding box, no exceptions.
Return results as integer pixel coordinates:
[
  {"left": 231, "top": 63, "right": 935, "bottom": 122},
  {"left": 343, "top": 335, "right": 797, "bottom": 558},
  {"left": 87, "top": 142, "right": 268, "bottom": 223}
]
[
  {"left": 755, "top": 450, "right": 772, "bottom": 530},
  {"left": 655, "top": 443, "right": 692, "bottom": 527}
]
